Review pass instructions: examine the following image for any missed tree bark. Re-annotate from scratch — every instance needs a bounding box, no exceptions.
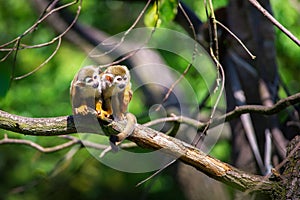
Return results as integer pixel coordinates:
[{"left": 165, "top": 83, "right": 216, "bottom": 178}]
[
  {"left": 0, "top": 109, "right": 282, "bottom": 195},
  {"left": 279, "top": 135, "right": 300, "bottom": 199}
]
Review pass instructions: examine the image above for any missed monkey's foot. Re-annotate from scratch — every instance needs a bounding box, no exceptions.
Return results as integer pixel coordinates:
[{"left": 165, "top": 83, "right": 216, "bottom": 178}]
[
  {"left": 97, "top": 110, "right": 112, "bottom": 120},
  {"left": 95, "top": 101, "right": 112, "bottom": 120},
  {"left": 95, "top": 101, "right": 102, "bottom": 114}
]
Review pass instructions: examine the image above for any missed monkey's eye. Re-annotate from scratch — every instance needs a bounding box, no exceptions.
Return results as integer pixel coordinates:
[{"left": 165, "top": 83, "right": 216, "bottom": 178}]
[
  {"left": 123, "top": 76, "right": 127, "bottom": 81},
  {"left": 116, "top": 77, "right": 122, "bottom": 81},
  {"left": 85, "top": 77, "right": 93, "bottom": 83},
  {"left": 93, "top": 75, "right": 97, "bottom": 79}
]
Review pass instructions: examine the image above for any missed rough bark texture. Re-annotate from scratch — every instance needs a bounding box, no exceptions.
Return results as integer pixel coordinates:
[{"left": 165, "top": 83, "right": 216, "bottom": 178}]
[
  {"left": 0, "top": 111, "right": 75, "bottom": 136},
  {"left": 0, "top": 109, "right": 279, "bottom": 195},
  {"left": 279, "top": 136, "right": 300, "bottom": 199}
]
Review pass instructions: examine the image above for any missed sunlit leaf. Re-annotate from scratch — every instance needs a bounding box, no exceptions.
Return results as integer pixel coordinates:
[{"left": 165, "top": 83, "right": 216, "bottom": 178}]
[{"left": 144, "top": 0, "right": 178, "bottom": 27}]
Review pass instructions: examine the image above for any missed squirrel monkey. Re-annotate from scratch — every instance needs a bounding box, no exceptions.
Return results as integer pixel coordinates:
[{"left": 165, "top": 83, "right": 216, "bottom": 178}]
[
  {"left": 98, "top": 65, "right": 136, "bottom": 146},
  {"left": 70, "top": 65, "right": 136, "bottom": 149},
  {"left": 99, "top": 65, "right": 132, "bottom": 120},
  {"left": 70, "top": 65, "right": 102, "bottom": 116}
]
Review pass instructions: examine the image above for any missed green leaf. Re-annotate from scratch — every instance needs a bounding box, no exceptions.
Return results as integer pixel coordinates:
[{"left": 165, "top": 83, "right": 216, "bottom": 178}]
[
  {"left": 144, "top": 0, "right": 178, "bottom": 27},
  {"left": 144, "top": 1, "right": 160, "bottom": 27},
  {"left": 160, "top": 0, "right": 178, "bottom": 23}
]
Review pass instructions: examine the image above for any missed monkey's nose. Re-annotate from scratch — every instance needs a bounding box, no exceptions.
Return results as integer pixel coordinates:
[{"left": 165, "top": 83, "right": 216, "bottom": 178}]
[
  {"left": 119, "top": 84, "right": 125, "bottom": 89},
  {"left": 93, "top": 82, "right": 99, "bottom": 88}
]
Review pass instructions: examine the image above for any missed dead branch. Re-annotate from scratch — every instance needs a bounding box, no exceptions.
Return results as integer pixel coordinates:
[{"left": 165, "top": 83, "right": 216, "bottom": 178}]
[{"left": 0, "top": 109, "right": 283, "bottom": 194}]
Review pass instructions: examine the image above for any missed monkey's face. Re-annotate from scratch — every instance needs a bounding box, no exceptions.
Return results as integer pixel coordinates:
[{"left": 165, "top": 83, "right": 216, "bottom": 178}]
[
  {"left": 113, "top": 74, "right": 129, "bottom": 92},
  {"left": 100, "top": 65, "right": 131, "bottom": 95},
  {"left": 75, "top": 68, "right": 99, "bottom": 95},
  {"left": 101, "top": 73, "right": 129, "bottom": 94}
]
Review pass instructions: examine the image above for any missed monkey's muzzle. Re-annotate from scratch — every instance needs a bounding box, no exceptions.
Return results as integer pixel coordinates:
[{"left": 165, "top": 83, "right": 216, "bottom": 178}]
[
  {"left": 118, "top": 84, "right": 126, "bottom": 90},
  {"left": 93, "top": 82, "right": 99, "bottom": 88}
]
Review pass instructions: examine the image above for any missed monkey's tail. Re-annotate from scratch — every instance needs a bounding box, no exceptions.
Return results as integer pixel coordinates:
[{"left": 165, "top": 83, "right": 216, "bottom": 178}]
[{"left": 109, "top": 112, "right": 136, "bottom": 149}]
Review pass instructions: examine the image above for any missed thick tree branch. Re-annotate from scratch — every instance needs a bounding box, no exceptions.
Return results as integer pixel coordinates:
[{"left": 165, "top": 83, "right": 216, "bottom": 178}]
[
  {"left": 0, "top": 111, "right": 75, "bottom": 136},
  {"left": 1, "top": 91, "right": 299, "bottom": 136},
  {"left": 119, "top": 123, "right": 278, "bottom": 194},
  {"left": 2, "top": 80, "right": 298, "bottom": 195},
  {"left": 0, "top": 109, "right": 283, "bottom": 194}
]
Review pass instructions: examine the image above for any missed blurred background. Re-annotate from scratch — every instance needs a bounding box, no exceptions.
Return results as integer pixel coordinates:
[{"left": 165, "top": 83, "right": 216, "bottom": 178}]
[{"left": 0, "top": 0, "right": 299, "bottom": 199}]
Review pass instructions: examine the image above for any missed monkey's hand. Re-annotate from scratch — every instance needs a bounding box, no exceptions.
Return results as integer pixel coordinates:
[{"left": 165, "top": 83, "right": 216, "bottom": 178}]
[
  {"left": 75, "top": 105, "right": 97, "bottom": 115},
  {"left": 109, "top": 112, "right": 136, "bottom": 151},
  {"left": 96, "top": 101, "right": 112, "bottom": 120}
]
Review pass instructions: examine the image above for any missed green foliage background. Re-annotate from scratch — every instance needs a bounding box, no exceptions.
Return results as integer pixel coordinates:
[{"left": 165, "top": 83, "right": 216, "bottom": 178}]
[{"left": 0, "top": 0, "right": 299, "bottom": 199}]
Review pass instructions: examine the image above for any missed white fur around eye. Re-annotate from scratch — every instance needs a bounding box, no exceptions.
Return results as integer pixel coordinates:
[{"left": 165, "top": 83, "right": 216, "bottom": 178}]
[
  {"left": 85, "top": 77, "right": 93, "bottom": 83},
  {"left": 114, "top": 75, "right": 123, "bottom": 82}
]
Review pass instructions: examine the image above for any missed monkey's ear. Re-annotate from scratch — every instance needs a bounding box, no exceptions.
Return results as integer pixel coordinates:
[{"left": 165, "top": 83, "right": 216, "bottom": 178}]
[{"left": 104, "top": 74, "right": 114, "bottom": 83}]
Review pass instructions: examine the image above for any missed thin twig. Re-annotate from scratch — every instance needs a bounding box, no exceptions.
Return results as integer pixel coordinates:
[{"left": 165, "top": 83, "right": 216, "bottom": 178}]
[
  {"left": 94, "top": 0, "right": 158, "bottom": 67},
  {"left": 92, "top": 0, "right": 152, "bottom": 58},
  {"left": 140, "top": 1, "right": 200, "bottom": 185},
  {"left": 136, "top": 159, "right": 177, "bottom": 187},
  {"left": 143, "top": 114, "right": 203, "bottom": 128},
  {"left": 0, "top": 0, "right": 81, "bottom": 81},
  {"left": 248, "top": 0, "right": 300, "bottom": 46},
  {"left": 0, "top": 0, "right": 79, "bottom": 50},
  {"left": 200, "top": 0, "right": 225, "bottom": 140},
  {"left": 15, "top": 0, "right": 81, "bottom": 80},
  {"left": 192, "top": 46, "right": 225, "bottom": 145},
  {"left": 0, "top": 134, "right": 137, "bottom": 153},
  {"left": 156, "top": 2, "right": 197, "bottom": 110},
  {"left": 206, "top": 0, "right": 219, "bottom": 60},
  {"left": 0, "top": 134, "right": 78, "bottom": 153},
  {"left": 216, "top": 20, "right": 256, "bottom": 59},
  {"left": 14, "top": 37, "right": 62, "bottom": 80}
]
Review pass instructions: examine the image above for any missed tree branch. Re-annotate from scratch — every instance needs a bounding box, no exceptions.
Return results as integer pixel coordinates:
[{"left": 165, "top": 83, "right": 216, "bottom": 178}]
[
  {"left": 0, "top": 134, "right": 136, "bottom": 153},
  {"left": 144, "top": 92, "right": 300, "bottom": 132},
  {"left": 0, "top": 111, "right": 75, "bottom": 136},
  {"left": 207, "top": 92, "right": 300, "bottom": 130},
  {"left": 2, "top": 86, "right": 298, "bottom": 195},
  {"left": 2, "top": 92, "right": 297, "bottom": 137},
  {"left": 0, "top": 109, "right": 283, "bottom": 194},
  {"left": 0, "top": 134, "right": 79, "bottom": 153},
  {"left": 248, "top": 0, "right": 300, "bottom": 46}
]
